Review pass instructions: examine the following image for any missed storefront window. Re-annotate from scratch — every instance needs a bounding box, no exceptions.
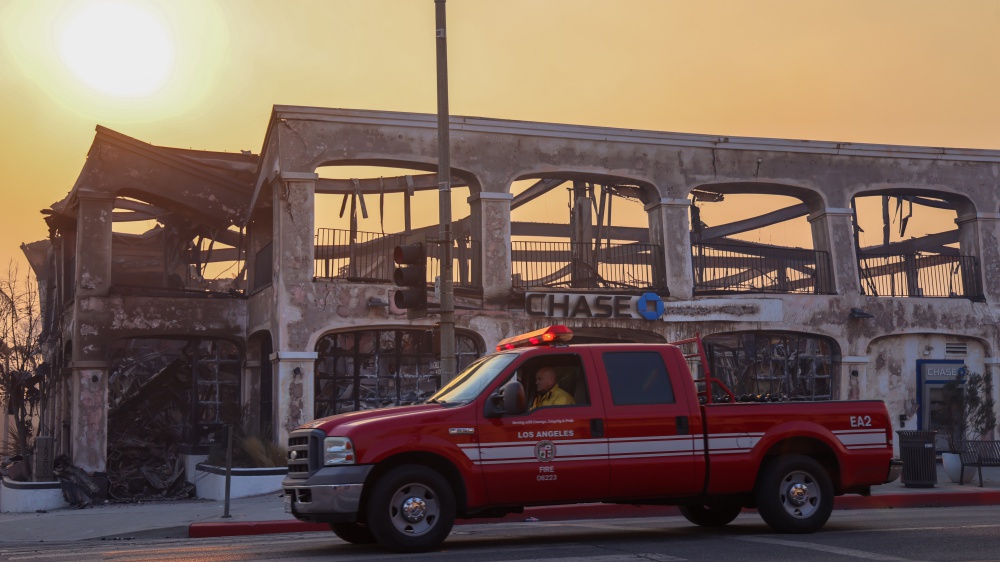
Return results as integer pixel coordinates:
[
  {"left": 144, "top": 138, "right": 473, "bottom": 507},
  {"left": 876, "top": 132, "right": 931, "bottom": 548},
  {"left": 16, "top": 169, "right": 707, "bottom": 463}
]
[
  {"left": 704, "top": 332, "right": 840, "bottom": 401},
  {"left": 314, "top": 329, "right": 482, "bottom": 417}
]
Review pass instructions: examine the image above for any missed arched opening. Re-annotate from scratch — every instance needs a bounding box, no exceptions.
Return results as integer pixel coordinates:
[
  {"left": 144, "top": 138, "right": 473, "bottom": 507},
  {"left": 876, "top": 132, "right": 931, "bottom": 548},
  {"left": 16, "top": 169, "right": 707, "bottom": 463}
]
[
  {"left": 111, "top": 195, "right": 244, "bottom": 293},
  {"left": 866, "top": 333, "right": 989, "bottom": 451},
  {"left": 312, "top": 165, "right": 477, "bottom": 292},
  {"left": 508, "top": 174, "right": 661, "bottom": 291},
  {"left": 106, "top": 336, "right": 241, "bottom": 499},
  {"left": 703, "top": 331, "right": 841, "bottom": 401},
  {"left": 245, "top": 331, "right": 274, "bottom": 441},
  {"left": 314, "top": 327, "right": 483, "bottom": 417},
  {"left": 852, "top": 191, "right": 980, "bottom": 299},
  {"left": 689, "top": 184, "right": 830, "bottom": 295}
]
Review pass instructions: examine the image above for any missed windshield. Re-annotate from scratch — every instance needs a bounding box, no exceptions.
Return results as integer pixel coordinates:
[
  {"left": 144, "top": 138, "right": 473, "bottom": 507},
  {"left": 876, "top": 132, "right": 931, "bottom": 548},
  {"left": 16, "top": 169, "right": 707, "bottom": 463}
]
[{"left": 426, "top": 352, "right": 518, "bottom": 406}]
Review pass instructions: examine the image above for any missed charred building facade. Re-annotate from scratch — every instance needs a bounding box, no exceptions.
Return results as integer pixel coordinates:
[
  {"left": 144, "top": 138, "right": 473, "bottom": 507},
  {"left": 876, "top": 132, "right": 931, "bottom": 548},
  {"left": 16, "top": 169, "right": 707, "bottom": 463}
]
[{"left": 24, "top": 106, "right": 1000, "bottom": 475}]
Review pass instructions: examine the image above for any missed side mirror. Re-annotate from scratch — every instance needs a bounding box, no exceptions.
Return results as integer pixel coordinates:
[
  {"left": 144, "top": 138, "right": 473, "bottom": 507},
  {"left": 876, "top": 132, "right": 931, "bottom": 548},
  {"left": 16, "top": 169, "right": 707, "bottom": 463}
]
[
  {"left": 484, "top": 380, "right": 526, "bottom": 418},
  {"left": 502, "top": 380, "right": 526, "bottom": 415}
]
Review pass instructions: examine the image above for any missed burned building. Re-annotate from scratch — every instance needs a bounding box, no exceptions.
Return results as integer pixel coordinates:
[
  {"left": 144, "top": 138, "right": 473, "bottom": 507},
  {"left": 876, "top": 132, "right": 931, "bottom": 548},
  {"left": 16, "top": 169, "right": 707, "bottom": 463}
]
[{"left": 24, "top": 106, "right": 1000, "bottom": 476}]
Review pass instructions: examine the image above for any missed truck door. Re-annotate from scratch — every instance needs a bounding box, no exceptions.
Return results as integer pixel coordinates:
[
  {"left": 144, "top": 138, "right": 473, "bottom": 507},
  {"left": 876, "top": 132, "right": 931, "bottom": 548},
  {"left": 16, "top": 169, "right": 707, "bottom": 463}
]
[
  {"left": 598, "top": 349, "right": 704, "bottom": 498},
  {"left": 477, "top": 351, "right": 609, "bottom": 505}
]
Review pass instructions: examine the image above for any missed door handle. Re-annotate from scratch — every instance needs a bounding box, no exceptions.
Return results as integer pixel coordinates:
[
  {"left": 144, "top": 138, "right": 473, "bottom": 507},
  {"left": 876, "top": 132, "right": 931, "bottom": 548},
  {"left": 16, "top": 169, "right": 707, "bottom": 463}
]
[
  {"left": 676, "top": 415, "right": 690, "bottom": 435},
  {"left": 590, "top": 418, "right": 605, "bottom": 438}
]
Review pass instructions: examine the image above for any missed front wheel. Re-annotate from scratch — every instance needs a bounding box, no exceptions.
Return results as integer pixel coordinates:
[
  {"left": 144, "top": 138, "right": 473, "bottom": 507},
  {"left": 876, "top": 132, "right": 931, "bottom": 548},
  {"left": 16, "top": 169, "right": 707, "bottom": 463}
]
[
  {"left": 366, "top": 465, "right": 456, "bottom": 552},
  {"left": 679, "top": 500, "right": 743, "bottom": 527},
  {"left": 329, "top": 521, "right": 375, "bottom": 544},
  {"left": 754, "top": 454, "right": 834, "bottom": 534}
]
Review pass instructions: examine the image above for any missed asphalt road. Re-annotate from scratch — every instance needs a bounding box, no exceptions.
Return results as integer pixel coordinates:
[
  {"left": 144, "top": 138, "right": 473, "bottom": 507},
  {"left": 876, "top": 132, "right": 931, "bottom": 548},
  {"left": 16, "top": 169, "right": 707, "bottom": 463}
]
[{"left": 2, "top": 506, "right": 999, "bottom": 561}]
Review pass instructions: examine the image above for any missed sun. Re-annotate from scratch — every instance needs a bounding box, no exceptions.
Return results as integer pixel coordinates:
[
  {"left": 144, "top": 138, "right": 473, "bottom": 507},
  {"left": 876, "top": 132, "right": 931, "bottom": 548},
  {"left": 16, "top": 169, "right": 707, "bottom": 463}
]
[{"left": 59, "top": 1, "right": 174, "bottom": 97}]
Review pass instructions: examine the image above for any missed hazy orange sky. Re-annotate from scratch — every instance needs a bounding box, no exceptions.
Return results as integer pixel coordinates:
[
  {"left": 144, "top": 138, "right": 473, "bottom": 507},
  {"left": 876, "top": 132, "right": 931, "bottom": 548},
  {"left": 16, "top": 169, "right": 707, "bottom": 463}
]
[{"left": 2, "top": 0, "right": 998, "bottom": 270}]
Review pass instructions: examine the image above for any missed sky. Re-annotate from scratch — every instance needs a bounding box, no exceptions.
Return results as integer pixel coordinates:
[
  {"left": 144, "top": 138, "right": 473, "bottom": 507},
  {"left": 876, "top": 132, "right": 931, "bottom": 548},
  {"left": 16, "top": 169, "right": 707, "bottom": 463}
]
[{"left": 1, "top": 0, "right": 999, "bottom": 271}]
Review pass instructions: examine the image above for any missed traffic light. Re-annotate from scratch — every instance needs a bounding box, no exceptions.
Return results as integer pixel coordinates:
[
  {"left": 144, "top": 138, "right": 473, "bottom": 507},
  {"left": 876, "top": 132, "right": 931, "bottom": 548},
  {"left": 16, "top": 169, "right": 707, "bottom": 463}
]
[{"left": 393, "top": 242, "right": 427, "bottom": 317}]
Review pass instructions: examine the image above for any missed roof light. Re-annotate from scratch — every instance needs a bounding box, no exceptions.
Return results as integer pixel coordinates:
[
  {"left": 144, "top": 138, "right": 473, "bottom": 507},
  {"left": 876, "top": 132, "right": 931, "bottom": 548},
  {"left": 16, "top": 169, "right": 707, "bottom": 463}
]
[{"left": 496, "top": 325, "right": 574, "bottom": 351}]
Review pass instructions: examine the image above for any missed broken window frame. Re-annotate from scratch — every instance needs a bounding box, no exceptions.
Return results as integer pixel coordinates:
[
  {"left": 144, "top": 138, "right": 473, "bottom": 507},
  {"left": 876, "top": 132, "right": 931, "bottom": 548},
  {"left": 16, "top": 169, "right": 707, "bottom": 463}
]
[{"left": 314, "top": 328, "right": 483, "bottom": 417}]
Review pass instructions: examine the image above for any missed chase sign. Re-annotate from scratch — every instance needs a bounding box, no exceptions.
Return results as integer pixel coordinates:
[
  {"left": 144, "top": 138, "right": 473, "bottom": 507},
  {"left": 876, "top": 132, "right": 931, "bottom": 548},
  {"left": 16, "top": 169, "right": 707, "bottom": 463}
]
[{"left": 526, "top": 292, "right": 665, "bottom": 321}]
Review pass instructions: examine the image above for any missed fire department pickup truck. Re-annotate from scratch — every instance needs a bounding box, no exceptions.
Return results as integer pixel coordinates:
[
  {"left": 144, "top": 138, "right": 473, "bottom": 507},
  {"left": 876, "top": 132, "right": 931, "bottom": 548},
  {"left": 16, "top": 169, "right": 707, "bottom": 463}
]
[{"left": 283, "top": 325, "right": 900, "bottom": 552}]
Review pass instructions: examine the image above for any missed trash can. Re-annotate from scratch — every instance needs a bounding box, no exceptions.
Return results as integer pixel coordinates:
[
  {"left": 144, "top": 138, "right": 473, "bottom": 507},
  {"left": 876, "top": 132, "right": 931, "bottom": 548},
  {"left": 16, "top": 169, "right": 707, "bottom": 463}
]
[{"left": 896, "top": 430, "right": 937, "bottom": 488}]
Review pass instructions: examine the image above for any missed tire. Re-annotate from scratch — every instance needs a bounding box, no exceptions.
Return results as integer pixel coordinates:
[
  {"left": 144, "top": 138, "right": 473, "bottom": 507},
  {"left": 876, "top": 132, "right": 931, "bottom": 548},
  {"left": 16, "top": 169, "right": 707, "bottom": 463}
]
[
  {"left": 754, "top": 454, "right": 834, "bottom": 534},
  {"left": 679, "top": 500, "right": 743, "bottom": 527},
  {"left": 365, "top": 465, "right": 456, "bottom": 552},
  {"left": 329, "top": 521, "right": 376, "bottom": 544}
]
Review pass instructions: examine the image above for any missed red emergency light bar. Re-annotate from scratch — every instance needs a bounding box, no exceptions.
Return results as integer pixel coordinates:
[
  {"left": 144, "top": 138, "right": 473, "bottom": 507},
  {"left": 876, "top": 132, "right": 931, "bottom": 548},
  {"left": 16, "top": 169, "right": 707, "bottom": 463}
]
[{"left": 496, "top": 325, "right": 574, "bottom": 351}]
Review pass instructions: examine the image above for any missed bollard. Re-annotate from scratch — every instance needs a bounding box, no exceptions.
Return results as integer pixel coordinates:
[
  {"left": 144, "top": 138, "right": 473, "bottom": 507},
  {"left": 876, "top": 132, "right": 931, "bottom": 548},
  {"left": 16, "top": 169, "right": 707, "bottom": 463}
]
[{"left": 223, "top": 424, "right": 233, "bottom": 518}]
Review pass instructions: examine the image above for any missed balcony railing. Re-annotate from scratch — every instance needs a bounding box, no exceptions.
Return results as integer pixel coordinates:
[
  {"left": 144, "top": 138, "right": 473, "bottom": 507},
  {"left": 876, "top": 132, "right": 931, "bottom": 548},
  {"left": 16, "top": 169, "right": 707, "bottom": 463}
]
[
  {"left": 692, "top": 243, "right": 835, "bottom": 295},
  {"left": 314, "top": 229, "right": 481, "bottom": 289},
  {"left": 511, "top": 241, "right": 664, "bottom": 291},
  {"left": 858, "top": 253, "right": 982, "bottom": 299},
  {"left": 315, "top": 229, "right": 409, "bottom": 282}
]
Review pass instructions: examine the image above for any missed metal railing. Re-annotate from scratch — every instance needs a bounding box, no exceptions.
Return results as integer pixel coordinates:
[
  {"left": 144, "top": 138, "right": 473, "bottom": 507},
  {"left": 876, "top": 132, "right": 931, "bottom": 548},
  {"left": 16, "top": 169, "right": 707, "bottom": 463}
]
[
  {"left": 427, "top": 237, "right": 481, "bottom": 289},
  {"left": 858, "top": 253, "right": 982, "bottom": 299},
  {"left": 315, "top": 229, "right": 409, "bottom": 282},
  {"left": 511, "top": 241, "right": 664, "bottom": 290},
  {"left": 314, "top": 229, "right": 481, "bottom": 289},
  {"left": 692, "top": 243, "right": 835, "bottom": 295}
]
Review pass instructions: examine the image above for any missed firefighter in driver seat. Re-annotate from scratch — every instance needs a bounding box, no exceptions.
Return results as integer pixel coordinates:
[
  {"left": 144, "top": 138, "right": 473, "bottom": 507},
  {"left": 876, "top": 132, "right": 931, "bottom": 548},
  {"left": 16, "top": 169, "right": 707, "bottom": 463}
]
[{"left": 531, "top": 366, "right": 575, "bottom": 409}]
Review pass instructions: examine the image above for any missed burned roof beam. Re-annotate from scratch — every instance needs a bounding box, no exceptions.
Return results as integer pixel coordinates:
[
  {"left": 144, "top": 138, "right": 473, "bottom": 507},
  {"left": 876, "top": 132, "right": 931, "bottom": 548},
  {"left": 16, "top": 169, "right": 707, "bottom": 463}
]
[
  {"left": 857, "top": 230, "right": 959, "bottom": 256},
  {"left": 511, "top": 179, "right": 566, "bottom": 210},
  {"left": 697, "top": 203, "right": 809, "bottom": 242},
  {"left": 511, "top": 221, "right": 649, "bottom": 242}
]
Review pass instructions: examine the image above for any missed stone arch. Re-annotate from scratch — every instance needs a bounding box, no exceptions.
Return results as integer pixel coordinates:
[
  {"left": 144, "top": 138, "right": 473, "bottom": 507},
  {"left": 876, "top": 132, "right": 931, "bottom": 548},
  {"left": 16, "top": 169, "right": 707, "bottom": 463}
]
[
  {"left": 702, "top": 330, "right": 842, "bottom": 401},
  {"left": 688, "top": 181, "right": 833, "bottom": 296},
  {"left": 312, "top": 325, "right": 484, "bottom": 418},
  {"left": 309, "top": 160, "right": 483, "bottom": 289},
  {"left": 506, "top": 170, "right": 662, "bottom": 292},
  {"left": 865, "top": 333, "right": 991, "bottom": 451},
  {"left": 850, "top": 187, "right": 981, "bottom": 299}
]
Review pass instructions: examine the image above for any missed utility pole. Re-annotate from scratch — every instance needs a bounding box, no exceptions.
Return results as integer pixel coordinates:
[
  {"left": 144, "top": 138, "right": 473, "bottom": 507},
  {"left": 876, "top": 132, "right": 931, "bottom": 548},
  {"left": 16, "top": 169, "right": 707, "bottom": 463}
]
[{"left": 435, "top": 0, "right": 456, "bottom": 382}]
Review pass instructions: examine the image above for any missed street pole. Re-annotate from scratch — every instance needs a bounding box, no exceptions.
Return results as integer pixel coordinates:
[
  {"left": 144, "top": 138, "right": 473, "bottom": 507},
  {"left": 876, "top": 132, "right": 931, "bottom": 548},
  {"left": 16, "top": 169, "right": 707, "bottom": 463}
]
[{"left": 435, "top": 0, "right": 456, "bottom": 382}]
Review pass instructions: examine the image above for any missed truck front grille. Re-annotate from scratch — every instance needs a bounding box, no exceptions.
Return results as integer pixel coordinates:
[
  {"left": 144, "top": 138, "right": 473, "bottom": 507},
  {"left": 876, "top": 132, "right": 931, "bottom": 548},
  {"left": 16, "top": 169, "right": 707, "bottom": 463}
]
[{"left": 286, "top": 429, "right": 323, "bottom": 478}]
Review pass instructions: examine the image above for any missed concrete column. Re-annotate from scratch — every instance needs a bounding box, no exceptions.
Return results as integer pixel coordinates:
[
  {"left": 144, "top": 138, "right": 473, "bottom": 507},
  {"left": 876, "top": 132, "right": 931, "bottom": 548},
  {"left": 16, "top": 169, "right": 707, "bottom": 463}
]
[
  {"left": 808, "top": 207, "right": 858, "bottom": 295},
  {"left": 270, "top": 351, "right": 318, "bottom": 447},
  {"left": 69, "top": 360, "right": 109, "bottom": 473},
  {"left": 645, "top": 198, "right": 692, "bottom": 299},
  {"left": 74, "top": 191, "right": 115, "bottom": 297},
  {"left": 468, "top": 192, "right": 512, "bottom": 305},
  {"left": 841, "top": 355, "right": 870, "bottom": 402},
  {"left": 956, "top": 212, "right": 1000, "bottom": 302},
  {"left": 273, "top": 172, "right": 317, "bottom": 350}
]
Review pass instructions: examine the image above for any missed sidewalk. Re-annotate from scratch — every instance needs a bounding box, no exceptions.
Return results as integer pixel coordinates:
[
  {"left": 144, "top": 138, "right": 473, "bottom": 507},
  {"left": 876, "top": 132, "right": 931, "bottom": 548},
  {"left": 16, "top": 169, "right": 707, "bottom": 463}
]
[{"left": 1, "top": 463, "right": 998, "bottom": 543}]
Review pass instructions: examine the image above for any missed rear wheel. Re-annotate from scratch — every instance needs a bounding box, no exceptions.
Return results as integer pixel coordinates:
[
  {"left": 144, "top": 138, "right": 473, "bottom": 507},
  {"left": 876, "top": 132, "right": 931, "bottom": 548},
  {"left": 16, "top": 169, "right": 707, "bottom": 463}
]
[
  {"left": 329, "top": 521, "right": 375, "bottom": 544},
  {"left": 366, "top": 465, "right": 455, "bottom": 552},
  {"left": 754, "top": 454, "right": 834, "bottom": 534},
  {"left": 679, "top": 500, "right": 743, "bottom": 527}
]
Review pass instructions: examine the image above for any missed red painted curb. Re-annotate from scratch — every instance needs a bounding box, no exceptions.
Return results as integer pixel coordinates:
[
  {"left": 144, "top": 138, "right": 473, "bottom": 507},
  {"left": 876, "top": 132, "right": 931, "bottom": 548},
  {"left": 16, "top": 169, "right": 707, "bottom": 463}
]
[
  {"left": 188, "top": 491, "right": 1000, "bottom": 539},
  {"left": 835, "top": 490, "right": 1000, "bottom": 510},
  {"left": 189, "top": 520, "right": 328, "bottom": 538}
]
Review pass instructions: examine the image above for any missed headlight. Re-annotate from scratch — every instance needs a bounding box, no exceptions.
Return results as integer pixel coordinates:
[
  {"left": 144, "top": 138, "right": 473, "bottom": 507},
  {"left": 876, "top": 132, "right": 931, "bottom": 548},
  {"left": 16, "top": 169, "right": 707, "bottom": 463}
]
[{"left": 324, "top": 437, "right": 355, "bottom": 465}]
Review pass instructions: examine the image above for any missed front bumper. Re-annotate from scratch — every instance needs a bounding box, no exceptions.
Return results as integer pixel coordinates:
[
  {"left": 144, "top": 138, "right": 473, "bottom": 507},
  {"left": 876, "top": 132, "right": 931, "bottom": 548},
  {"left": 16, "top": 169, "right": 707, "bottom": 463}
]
[
  {"left": 885, "top": 458, "right": 903, "bottom": 483},
  {"left": 283, "top": 465, "right": 373, "bottom": 522}
]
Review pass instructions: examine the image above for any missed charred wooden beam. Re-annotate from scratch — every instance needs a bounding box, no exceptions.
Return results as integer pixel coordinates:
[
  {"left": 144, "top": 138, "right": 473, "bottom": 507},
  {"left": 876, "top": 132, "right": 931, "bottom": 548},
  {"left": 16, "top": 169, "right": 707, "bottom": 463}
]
[
  {"left": 858, "top": 230, "right": 959, "bottom": 256},
  {"left": 697, "top": 203, "right": 809, "bottom": 242}
]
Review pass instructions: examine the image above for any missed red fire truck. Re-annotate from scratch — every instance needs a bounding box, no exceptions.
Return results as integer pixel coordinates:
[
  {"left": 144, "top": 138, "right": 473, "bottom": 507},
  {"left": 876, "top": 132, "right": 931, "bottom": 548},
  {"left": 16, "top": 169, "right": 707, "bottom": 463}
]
[{"left": 283, "top": 326, "right": 901, "bottom": 552}]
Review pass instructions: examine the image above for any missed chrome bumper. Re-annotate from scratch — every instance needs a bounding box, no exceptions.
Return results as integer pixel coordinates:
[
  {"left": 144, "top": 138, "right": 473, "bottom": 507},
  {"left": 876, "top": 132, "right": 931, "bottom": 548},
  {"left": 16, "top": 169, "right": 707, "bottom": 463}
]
[
  {"left": 885, "top": 458, "right": 903, "bottom": 483},
  {"left": 282, "top": 465, "right": 373, "bottom": 519}
]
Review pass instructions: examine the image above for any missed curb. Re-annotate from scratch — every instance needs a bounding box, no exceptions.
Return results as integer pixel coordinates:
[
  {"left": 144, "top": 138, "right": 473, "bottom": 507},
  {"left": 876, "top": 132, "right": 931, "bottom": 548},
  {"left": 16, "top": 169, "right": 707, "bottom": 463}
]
[{"left": 188, "top": 490, "right": 1000, "bottom": 539}]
